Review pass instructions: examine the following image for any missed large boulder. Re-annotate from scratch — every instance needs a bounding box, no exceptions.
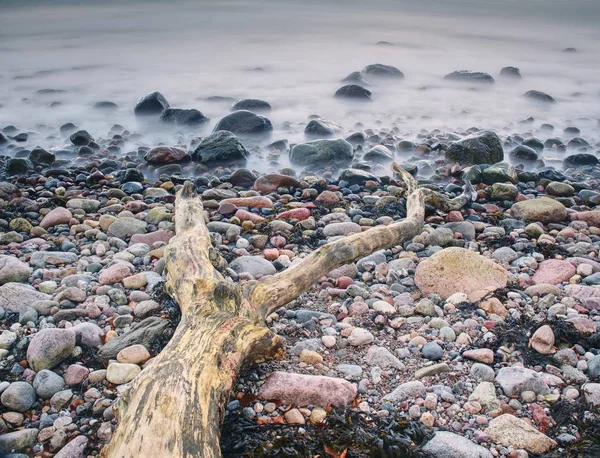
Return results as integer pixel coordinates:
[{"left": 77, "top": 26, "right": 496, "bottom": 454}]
[
  {"left": 334, "top": 85, "right": 372, "bottom": 101},
  {"left": 258, "top": 371, "right": 357, "bottom": 407},
  {"left": 134, "top": 91, "right": 170, "bottom": 116},
  {"left": 444, "top": 70, "right": 494, "bottom": 84},
  {"left": 510, "top": 198, "right": 567, "bottom": 224},
  {"left": 485, "top": 414, "right": 556, "bottom": 454},
  {"left": 145, "top": 146, "right": 189, "bottom": 164},
  {"left": 159, "top": 108, "right": 208, "bottom": 126},
  {"left": 192, "top": 131, "right": 248, "bottom": 164},
  {"left": 27, "top": 328, "right": 76, "bottom": 371},
  {"left": 524, "top": 90, "right": 556, "bottom": 104},
  {"left": 304, "top": 118, "right": 342, "bottom": 137},
  {"left": 0, "top": 283, "right": 50, "bottom": 313},
  {"left": 445, "top": 131, "right": 504, "bottom": 165},
  {"left": 415, "top": 247, "right": 508, "bottom": 300},
  {"left": 564, "top": 153, "right": 599, "bottom": 167},
  {"left": 213, "top": 110, "right": 272, "bottom": 135},
  {"left": 0, "top": 256, "right": 32, "bottom": 285},
  {"left": 290, "top": 139, "right": 353, "bottom": 165},
  {"left": 495, "top": 366, "right": 550, "bottom": 397}
]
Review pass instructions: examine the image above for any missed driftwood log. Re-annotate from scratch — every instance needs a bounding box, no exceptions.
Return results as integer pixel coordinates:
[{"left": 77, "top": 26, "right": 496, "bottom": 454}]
[{"left": 100, "top": 164, "right": 467, "bottom": 458}]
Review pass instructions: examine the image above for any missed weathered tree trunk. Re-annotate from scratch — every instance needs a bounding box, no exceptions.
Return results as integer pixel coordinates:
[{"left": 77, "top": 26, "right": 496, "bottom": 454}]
[{"left": 100, "top": 164, "right": 436, "bottom": 458}]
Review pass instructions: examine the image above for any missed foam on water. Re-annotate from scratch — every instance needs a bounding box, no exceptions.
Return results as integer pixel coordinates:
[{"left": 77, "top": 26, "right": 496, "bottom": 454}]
[{"left": 0, "top": 0, "right": 599, "bottom": 173}]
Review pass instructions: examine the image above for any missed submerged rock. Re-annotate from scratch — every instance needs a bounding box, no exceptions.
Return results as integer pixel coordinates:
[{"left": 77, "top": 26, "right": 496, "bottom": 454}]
[
  {"left": 334, "top": 85, "right": 372, "bottom": 100},
  {"left": 524, "top": 90, "right": 556, "bottom": 103},
  {"left": 213, "top": 110, "right": 272, "bottom": 135},
  {"left": 134, "top": 91, "right": 170, "bottom": 116},
  {"left": 444, "top": 70, "right": 494, "bottom": 84},
  {"left": 362, "top": 63, "right": 404, "bottom": 79},
  {"left": 159, "top": 108, "right": 208, "bottom": 126}
]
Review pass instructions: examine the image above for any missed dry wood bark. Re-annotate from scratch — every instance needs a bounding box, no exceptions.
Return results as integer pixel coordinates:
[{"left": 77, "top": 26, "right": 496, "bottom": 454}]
[{"left": 100, "top": 164, "right": 458, "bottom": 458}]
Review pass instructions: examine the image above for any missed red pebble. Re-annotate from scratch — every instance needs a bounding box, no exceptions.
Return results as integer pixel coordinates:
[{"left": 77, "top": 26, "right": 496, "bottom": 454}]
[{"left": 277, "top": 208, "right": 311, "bottom": 221}]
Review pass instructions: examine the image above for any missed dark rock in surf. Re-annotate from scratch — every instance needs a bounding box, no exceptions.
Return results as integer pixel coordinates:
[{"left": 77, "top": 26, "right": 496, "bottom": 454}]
[
  {"left": 192, "top": 131, "right": 248, "bottom": 164},
  {"left": 229, "top": 168, "right": 258, "bottom": 188},
  {"left": 0, "top": 132, "right": 7, "bottom": 146},
  {"left": 213, "top": 110, "right": 272, "bottom": 135},
  {"left": 231, "top": 99, "right": 271, "bottom": 112},
  {"left": 305, "top": 118, "right": 341, "bottom": 137},
  {"left": 134, "top": 91, "right": 170, "bottom": 116},
  {"left": 524, "top": 90, "right": 556, "bottom": 103},
  {"left": 567, "top": 137, "right": 590, "bottom": 150},
  {"left": 445, "top": 131, "right": 504, "bottom": 165},
  {"left": 290, "top": 139, "right": 354, "bottom": 165},
  {"left": 6, "top": 158, "right": 33, "bottom": 176},
  {"left": 28, "top": 147, "right": 55, "bottom": 166},
  {"left": 563, "top": 47, "right": 577, "bottom": 53},
  {"left": 364, "top": 145, "right": 393, "bottom": 161},
  {"left": 345, "top": 132, "right": 366, "bottom": 145},
  {"left": 93, "top": 101, "right": 118, "bottom": 110},
  {"left": 341, "top": 72, "right": 371, "bottom": 86},
  {"left": 563, "top": 153, "right": 599, "bottom": 167},
  {"left": 500, "top": 67, "right": 522, "bottom": 79},
  {"left": 159, "top": 108, "right": 209, "bottom": 127},
  {"left": 510, "top": 145, "right": 538, "bottom": 162},
  {"left": 339, "top": 168, "right": 379, "bottom": 186},
  {"left": 444, "top": 71, "right": 495, "bottom": 84},
  {"left": 522, "top": 137, "right": 544, "bottom": 153},
  {"left": 334, "top": 85, "right": 372, "bottom": 101},
  {"left": 60, "top": 123, "right": 77, "bottom": 135},
  {"left": 362, "top": 64, "right": 404, "bottom": 79},
  {"left": 70, "top": 130, "right": 94, "bottom": 146}
]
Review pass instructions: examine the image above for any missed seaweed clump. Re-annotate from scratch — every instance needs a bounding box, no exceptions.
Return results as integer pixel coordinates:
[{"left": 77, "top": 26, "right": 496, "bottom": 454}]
[{"left": 221, "top": 407, "right": 434, "bottom": 458}]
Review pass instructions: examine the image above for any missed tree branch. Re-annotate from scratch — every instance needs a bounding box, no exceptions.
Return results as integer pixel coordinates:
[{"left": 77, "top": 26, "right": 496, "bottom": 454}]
[{"left": 248, "top": 163, "right": 426, "bottom": 317}]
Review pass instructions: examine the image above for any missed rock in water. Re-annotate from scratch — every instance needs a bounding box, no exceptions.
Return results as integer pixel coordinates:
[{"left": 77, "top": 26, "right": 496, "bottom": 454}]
[
  {"left": 290, "top": 139, "right": 353, "bottom": 165},
  {"left": 423, "top": 431, "right": 493, "bottom": 458},
  {"left": 444, "top": 70, "right": 495, "bottom": 84},
  {"left": 510, "top": 145, "right": 538, "bottom": 162},
  {"left": 445, "top": 131, "right": 504, "bottom": 165},
  {"left": 304, "top": 118, "right": 342, "bottom": 137},
  {"left": 564, "top": 153, "right": 599, "bottom": 167},
  {"left": 415, "top": 247, "right": 508, "bottom": 300},
  {"left": 485, "top": 414, "right": 557, "bottom": 454},
  {"left": 134, "top": 91, "right": 170, "bottom": 116},
  {"left": 159, "top": 108, "right": 208, "bottom": 126},
  {"left": 213, "top": 110, "right": 272, "bottom": 135},
  {"left": 231, "top": 99, "right": 271, "bottom": 112},
  {"left": 192, "top": 131, "right": 248, "bottom": 164},
  {"left": 524, "top": 90, "right": 556, "bottom": 103},
  {"left": 499, "top": 66, "right": 522, "bottom": 79},
  {"left": 334, "top": 85, "right": 372, "bottom": 100},
  {"left": 341, "top": 71, "right": 371, "bottom": 86},
  {"left": 144, "top": 146, "right": 189, "bottom": 164},
  {"left": 510, "top": 198, "right": 567, "bottom": 224},
  {"left": 361, "top": 63, "right": 404, "bottom": 79}
]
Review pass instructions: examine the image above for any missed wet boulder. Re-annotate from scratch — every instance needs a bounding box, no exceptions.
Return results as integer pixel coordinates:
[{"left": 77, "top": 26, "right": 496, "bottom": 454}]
[
  {"left": 341, "top": 71, "right": 371, "bottom": 86},
  {"left": 159, "top": 108, "right": 208, "bottom": 126},
  {"left": 563, "top": 153, "right": 599, "bottom": 167},
  {"left": 444, "top": 70, "right": 494, "bottom": 84},
  {"left": 28, "top": 147, "right": 55, "bottom": 166},
  {"left": 445, "top": 131, "right": 504, "bottom": 165},
  {"left": 192, "top": 131, "right": 248, "bottom": 164},
  {"left": 145, "top": 147, "right": 189, "bottom": 164},
  {"left": 524, "top": 90, "right": 556, "bottom": 103},
  {"left": 499, "top": 66, "right": 522, "bottom": 79},
  {"left": 92, "top": 101, "right": 118, "bottom": 110},
  {"left": 290, "top": 139, "right": 354, "bottom": 165},
  {"left": 509, "top": 145, "right": 538, "bottom": 162},
  {"left": 134, "top": 91, "right": 170, "bottom": 116},
  {"left": 362, "top": 63, "right": 404, "bottom": 79},
  {"left": 213, "top": 110, "right": 272, "bottom": 135},
  {"left": 304, "top": 118, "right": 342, "bottom": 137},
  {"left": 231, "top": 99, "right": 271, "bottom": 112},
  {"left": 364, "top": 145, "right": 393, "bottom": 161},
  {"left": 6, "top": 158, "right": 33, "bottom": 176},
  {"left": 69, "top": 130, "right": 93, "bottom": 146},
  {"left": 334, "top": 84, "right": 372, "bottom": 101}
]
